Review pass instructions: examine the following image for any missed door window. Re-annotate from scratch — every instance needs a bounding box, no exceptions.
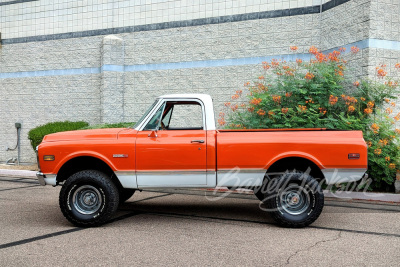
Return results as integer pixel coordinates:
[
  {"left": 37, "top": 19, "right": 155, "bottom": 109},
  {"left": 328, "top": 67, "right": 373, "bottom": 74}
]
[{"left": 161, "top": 101, "right": 203, "bottom": 130}]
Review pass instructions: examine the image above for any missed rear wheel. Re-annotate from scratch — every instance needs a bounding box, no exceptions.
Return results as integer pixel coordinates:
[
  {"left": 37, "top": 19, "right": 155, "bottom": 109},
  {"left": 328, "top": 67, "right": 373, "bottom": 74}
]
[
  {"left": 261, "top": 171, "right": 324, "bottom": 228},
  {"left": 59, "top": 170, "right": 119, "bottom": 227}
]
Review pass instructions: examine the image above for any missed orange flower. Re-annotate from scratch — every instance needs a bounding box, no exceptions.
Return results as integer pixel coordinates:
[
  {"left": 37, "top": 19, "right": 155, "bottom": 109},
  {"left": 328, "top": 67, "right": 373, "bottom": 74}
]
[
  {"left": 391, "top": 102, "right": 396, "bottom": 107},
  {"left": 298, "top": 105, "right": 307, "bottom": 112},
  {"left": 348, "top": 105, "right": 355, "bottom": 113},
  {"left": 250, "top": 98, "right": 262, "bottom": 106},
  {"left": 339, "top": 47, "right": 346, "bottom": 52},
  {"left": 231, "top": 94, "right": 239, "bottom": 100},
  {"left": 285, "top": 71, "right": 294, "bottom": 76},
  {"left": 271, "top": 59, "right": 279, "bottom": 67},
  {"left": 257, "top": 109, "right": 266, "bottom": 116},
  {"left": 240, "top": 103, "right": 246, "bottom": 107},
  {"left": 396, "top": 129, "right": 400, "bottom": 134},
  {"left": 268, "top": 110, "right": 275, "bottom": 117},
  {"left": 386, "top": 107, "right": 393, "bottom": 114},
  {"left": 360, "top": 97, "right": 366, "bottom": 101},
  {"left": 395, "top": 63, "right": 400, "bottom": 69},
  {"left": 371, "top": 123, "right": 380, "bottom": 133},
  {"left": 285, "top": 92, "right": 292, "bottom": 97},
  {"left": 378, "top": 139, "right": 388, "bottom": 146},
  {"left": 319, "top": 107, "right": 327, "bottom": 115},
  {"left": 367, "top": 141, "right": 372, "bottom": 147},
  {"left": 353, "top": 81, "right": 360, "bottom": 87},
  {"left": 315, "top": 52, "right": 327, "bottom": 62},
  {"left": 248, "top": 107, "right": 254, "bottom": 112},
  {"left": 236, "top": 90, "right": 243, "bottom": 96},
  {"left": 290, "top": 46, "right": 298, "bottom": 51},
  {"left": 224, "top": 102, "right": 231, "bottom": 107},
  {"left": 283, "top": 66, "right": 290, "bottom": 70},
  {"left": 377, "top": 68, "right": 387, "bottom": 78},
  {"left": 335, "top": 69, "right": 344, "bottom": 76},
  {"left": 384, "top": 98, "right": 390, "bottom": 103},
  {"left": 219, "top": 112, "right": 225, "bottom": 117},
  {"left": 263, "top": 63, "right": 271, "bottom": 70},
  {"left": 351, "top": 46, "right": 360, "bottom": 53},
  {"left": 329, "top": 95, "right": 338, "bottom": 105},
  {"left": 296, "top": 58, "right": 303, "bottom": 64},
  {"left": 389, "top": 163, "right": 396, "bottom": 169},
  {"left": 272, "top": 95, "right": 282, "bottom": 104},
  {"left": 305, "top": 72, "right": 315, "bottom": 80},
  {"left": 281, "top": 108, "right": 289, "bottom": 114},
  {"left": 231, "top": 104, "right": 238, "bottom": 111},
  {"left": 364, "top": 108, "right": 373, "bottom": 115},
  {"left": 367, "top": 101, "right": 374, "bottom": 108},
  {"left": 309, "top": 46, "right": 318, "bottom": 55},
  {"left": 244, "top": 82, "right": 250, "bottom": 86},
  {"left": 374, "top": 148, "right": 382, "bottom": 155},
  {"left": 218, "top": 118, "right": 226, "bottom": 126},
  {"left": 258, "top": 76, "right": 264, "bottom": 80}
]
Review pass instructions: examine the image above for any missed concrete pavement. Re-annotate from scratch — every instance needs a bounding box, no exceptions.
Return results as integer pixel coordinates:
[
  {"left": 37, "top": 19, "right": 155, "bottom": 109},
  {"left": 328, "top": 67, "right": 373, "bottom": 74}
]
[{"left": 1, "top": 175, "right": 400, "bottom": 266}]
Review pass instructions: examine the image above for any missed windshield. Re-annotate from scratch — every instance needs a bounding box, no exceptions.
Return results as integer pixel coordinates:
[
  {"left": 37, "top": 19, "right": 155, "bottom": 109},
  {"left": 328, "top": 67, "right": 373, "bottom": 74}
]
[{"left": 134, "top": 100, "right": 159, "bottom": 128}]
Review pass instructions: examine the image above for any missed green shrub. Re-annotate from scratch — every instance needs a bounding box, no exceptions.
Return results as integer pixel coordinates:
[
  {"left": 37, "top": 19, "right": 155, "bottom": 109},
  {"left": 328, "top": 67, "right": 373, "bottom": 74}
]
[
  {"left": 28, "top": 121, "right": 89, "bottom": 150},
  {"left": 222, "top": 46, "right": 400, "bottom": 191},
  {"left": 81, "top": 122, "right": 135, "bottom": 129}
]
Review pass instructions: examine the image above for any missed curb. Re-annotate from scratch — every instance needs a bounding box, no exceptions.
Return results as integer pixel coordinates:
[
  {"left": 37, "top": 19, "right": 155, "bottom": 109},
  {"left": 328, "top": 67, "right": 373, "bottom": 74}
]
[
  {"left": 323, "top": 190, "right": 400, "bottom": 203},
  {"left": 0, "top": 169, "right": 37, "bottom": 178}
]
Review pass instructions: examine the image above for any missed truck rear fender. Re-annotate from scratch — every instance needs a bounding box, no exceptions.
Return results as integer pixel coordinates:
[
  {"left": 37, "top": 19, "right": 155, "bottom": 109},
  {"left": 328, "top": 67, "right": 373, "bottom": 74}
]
[{"left": 266, "top": 153, "right": 325, "bottom": 180}]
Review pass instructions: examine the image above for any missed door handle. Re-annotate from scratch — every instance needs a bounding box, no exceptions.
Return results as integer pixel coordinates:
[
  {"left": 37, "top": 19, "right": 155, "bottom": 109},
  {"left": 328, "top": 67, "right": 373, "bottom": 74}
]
[{"left": 191, "top": 140, "right": 205, "bottom": 143}]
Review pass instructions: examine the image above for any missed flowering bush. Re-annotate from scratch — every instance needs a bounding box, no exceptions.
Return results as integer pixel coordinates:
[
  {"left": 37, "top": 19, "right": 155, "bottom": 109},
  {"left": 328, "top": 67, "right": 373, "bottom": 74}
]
[{"left": 221, "top": 46, "right": 400, "bottom": 191}]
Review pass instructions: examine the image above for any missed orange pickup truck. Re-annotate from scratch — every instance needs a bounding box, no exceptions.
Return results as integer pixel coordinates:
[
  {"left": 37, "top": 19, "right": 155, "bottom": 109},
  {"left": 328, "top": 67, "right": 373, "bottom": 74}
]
[{"left": 36, "top": 94, "right": 368, "bottom": 228}]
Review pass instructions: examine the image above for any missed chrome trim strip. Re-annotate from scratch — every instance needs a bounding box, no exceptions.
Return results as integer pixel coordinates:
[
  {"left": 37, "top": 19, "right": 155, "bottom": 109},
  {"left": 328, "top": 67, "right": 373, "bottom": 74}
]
[
  {"left": 322, "top": 168, "right": 367, "bottom": 185},
  {"left": 217, "top": 169, "right": 265, "bottom": 187}
]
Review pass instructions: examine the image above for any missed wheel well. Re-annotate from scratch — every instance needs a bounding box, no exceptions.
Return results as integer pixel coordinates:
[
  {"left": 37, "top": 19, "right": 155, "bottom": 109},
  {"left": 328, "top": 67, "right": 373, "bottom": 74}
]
[
  {"left": 56, "top": 156, "right": 122, "bottom": 188},
  {"left": 266, "top": 157, "right": 324, "bottom": 181}
]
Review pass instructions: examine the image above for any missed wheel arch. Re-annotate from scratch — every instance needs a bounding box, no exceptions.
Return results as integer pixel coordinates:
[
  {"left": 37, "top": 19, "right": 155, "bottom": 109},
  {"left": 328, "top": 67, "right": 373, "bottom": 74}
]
[
  {"left": 56, "top": 156, "right": 123, "bottom": 189},
  {"left": 266, "top": 156, "right": 325, "bottom": 181}
]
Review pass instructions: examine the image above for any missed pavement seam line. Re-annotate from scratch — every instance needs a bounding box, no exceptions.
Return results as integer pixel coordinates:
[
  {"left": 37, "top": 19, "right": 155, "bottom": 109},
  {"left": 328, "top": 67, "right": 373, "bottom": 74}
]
[
  {"left": 121, "top": 209, "right": 400, "bottom": 238},
  {"left": 0, "top": 185, "right": 40, "bottom": 192},
  {"left": 0, "top": 193, "right": 172, "bottom": 250},
  {"left": 285, "top": 231, "right": 342, "bottom": 265}
]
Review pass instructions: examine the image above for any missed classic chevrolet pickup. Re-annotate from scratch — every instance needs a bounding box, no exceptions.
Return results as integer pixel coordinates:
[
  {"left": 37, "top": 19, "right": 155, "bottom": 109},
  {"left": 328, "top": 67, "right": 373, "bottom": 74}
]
[{"left": 36, "top": 94, "right": 368, "bottom": 227}]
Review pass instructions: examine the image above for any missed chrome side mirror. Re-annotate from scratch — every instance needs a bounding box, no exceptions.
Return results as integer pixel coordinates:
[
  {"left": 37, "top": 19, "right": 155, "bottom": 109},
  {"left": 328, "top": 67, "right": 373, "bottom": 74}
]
[{"left": 148, "top": 129, "right": 158, "bottom": 138}]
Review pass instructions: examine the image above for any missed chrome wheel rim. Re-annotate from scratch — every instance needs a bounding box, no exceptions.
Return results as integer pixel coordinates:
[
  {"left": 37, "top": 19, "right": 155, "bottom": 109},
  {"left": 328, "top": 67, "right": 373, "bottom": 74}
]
[
  {"left": 280, "top": 183, "right": 310, "bottom": 215},
  {"left": 72, "top": 185, "right": 102, "bottom": 215}
]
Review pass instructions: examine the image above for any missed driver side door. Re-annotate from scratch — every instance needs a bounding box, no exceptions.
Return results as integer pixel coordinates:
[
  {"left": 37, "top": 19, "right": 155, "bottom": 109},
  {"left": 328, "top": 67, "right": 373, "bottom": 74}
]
[{"left": 135, "top": 100, "right": 207, "bottom": 187}]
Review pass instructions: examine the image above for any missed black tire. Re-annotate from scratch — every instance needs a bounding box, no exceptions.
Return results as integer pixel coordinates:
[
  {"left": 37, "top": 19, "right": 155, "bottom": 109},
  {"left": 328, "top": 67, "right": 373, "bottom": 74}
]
[
  {"left": 59, "top": 170, "right": 119, "bottom": 227},
  {"left": 253, "top": 187, "right": 265, "bottom": 202},
  {"left": 119, "top": 188, "right": 135, "bottom": 203},
  {"left": 261, "top": 171, "right": 324, "bottom": 228}
]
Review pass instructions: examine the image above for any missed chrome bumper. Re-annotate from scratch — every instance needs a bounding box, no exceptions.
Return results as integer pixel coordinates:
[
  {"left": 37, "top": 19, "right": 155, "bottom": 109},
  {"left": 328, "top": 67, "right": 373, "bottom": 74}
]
[
  {"left": 36, "top": 172, "right": 57, "bottom": 186},
  {"left": 36, "top": 172, "right": 46, "bottom": 186}
]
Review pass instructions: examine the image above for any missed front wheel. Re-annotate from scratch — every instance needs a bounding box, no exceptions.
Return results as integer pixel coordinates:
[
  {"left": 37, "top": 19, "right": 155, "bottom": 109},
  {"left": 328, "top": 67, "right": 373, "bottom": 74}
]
[
  {"left": 119, "top": 188, "right": 136, "bottom": 203},
  {"left": 262, "top": 171, "right": 324, "bottom": 228},
  {"left": 59, "top": 170, "right": 119, "bottom": 227}
]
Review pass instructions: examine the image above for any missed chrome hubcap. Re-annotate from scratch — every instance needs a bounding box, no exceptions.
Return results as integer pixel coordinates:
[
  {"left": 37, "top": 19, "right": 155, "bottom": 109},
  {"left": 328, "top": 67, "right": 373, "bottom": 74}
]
[
  {"left": 280, "top": 184, "right": 310, "bottom": 215},
  {"left": 72, "top": 185, "right": 102, "bottom": 215}
]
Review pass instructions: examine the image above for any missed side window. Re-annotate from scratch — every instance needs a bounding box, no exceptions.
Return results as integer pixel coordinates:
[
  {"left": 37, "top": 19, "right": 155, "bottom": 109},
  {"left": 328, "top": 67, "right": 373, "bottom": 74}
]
[
  {"left": 162, "top": 102, "right": 203, "bottom": 130},
  {"left": 143, "top": 103, "right": 165, "bottom": 130}
]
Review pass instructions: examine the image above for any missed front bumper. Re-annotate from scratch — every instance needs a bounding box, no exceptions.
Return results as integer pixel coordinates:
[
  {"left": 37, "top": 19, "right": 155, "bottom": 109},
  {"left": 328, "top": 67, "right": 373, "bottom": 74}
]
[{"left": 36, "top": 172, "right": 57, "bottom": 186}]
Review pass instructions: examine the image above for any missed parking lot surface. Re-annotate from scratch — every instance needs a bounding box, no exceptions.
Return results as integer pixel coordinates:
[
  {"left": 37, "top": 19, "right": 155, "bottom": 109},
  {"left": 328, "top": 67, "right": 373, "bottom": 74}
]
[{"left": 1, "top": 176, "right": 400, "bottom": 266}]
